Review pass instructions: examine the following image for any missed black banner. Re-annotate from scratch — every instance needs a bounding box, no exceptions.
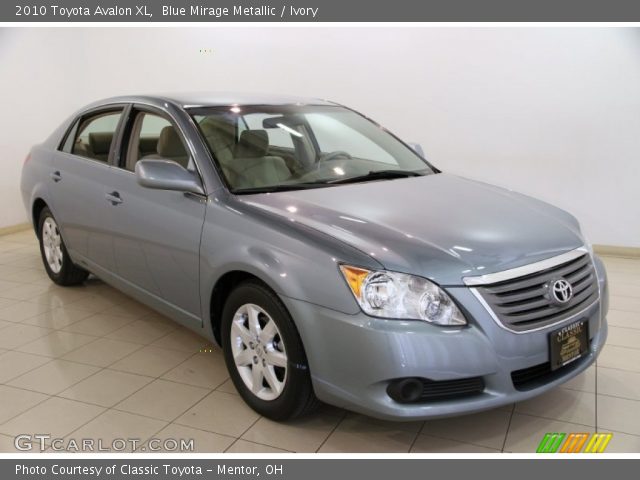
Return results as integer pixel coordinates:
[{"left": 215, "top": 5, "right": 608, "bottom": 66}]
[
  {"left": 4, "top": 0, "right": 640, "bottom": 22},
  {"left": 4, "top": 459, "right": 640, "bottom": 480}
]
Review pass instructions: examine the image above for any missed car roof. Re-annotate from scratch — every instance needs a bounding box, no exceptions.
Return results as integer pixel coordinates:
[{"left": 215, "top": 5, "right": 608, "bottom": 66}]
[{"left": 89, "top": 92, "right": 338, "bottom": 109}]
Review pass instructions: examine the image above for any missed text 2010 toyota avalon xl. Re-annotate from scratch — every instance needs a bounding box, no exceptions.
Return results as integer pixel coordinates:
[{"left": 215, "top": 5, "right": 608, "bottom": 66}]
[{"left": 21, "top": 93, "right": 608, "bottom": 420}]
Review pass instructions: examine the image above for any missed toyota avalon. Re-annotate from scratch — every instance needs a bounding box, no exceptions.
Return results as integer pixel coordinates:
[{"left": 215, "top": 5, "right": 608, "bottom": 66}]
[{"left": 20, "top": 93, "right": 608, "bottom": 420}]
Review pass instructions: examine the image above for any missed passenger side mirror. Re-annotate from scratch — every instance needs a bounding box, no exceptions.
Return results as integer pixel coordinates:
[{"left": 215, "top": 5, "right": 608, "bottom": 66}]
[
  {"left": 408, "top": 142, "right": 426, "bottom": 158},
  {"left": 135, "top": 159, "right": 204, "bottom": 195}
]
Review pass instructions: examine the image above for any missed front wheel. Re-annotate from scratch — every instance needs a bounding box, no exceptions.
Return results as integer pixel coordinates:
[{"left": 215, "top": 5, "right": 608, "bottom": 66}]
[
  {"left": 37, "top": 207, "right": 89, "bottom": 286},
  {"left": 221, "top": 281, "right": 318, "bottom": 420}
]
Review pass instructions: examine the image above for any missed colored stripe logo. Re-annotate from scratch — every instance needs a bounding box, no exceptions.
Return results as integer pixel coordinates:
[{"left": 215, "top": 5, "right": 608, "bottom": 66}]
[
  {"left": 584, "top": 433, "right": 613, "bottom": 453},
  {"left": 536, "top": 433, "right": 612, "bottom": 453}
]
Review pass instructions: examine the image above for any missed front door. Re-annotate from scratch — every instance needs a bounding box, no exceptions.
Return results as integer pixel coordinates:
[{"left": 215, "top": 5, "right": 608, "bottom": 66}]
[{"left": 104, "top": 108, "right": 206, "bottom": 326}]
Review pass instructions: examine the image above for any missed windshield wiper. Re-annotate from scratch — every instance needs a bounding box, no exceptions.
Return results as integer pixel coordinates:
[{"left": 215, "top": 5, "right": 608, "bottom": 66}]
[
  {"left": 326, "top": 169, "right": 425, "bottom": 185},
  {"left": 232, "top": 170, "right": 426, "bottom": 194},
  {"left": 232, "top": 183, "right": 329, "bottom": 195}
]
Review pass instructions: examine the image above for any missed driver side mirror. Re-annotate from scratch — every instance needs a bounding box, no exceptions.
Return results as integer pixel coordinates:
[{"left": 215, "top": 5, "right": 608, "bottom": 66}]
[
  {"left": 408, "top": 142, "right": 426, "bottom": 158},
  {"left": 135, "top": 159, "right": 204, "bottom": 196}
]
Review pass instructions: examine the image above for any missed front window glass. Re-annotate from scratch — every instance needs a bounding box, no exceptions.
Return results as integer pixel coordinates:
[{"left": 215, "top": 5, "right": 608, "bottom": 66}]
[
  {"left": 124, "top": 112, "right": 190, "bottom": 171},
  {"left": 191, "top": 105, "right": 433, "bottom": 193}
]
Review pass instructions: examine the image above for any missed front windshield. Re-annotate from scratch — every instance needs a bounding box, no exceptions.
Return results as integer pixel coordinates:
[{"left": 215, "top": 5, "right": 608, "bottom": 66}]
[{"left": 190, "top": 105, "right": 435, "bottom": 194}]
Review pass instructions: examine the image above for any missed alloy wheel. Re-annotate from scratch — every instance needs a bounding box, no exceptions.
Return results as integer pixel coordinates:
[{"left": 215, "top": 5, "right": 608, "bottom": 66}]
[
  {"left": 42, "top": 217, "right": 63, "bottom": 274},
  {"left": 230, "top": 303, "right": 288, "bottom": 401}
]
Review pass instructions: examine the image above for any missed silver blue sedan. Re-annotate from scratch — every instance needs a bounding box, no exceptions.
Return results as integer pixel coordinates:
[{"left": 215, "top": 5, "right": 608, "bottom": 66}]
[{"left": 21, "top": 93, "right": 608, "bottom": 420}]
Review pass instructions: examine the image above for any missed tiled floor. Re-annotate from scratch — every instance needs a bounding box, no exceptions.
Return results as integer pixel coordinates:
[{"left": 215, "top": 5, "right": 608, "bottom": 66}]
[{"left": 0, "top": 228, "right": 639, "bottom": 453}]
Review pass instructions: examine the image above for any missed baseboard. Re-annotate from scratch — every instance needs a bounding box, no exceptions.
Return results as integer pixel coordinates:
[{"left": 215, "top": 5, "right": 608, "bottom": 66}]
[
  {"left": 0, "top": 222, "right": 31, "bottom": 237},
  {"left": 594, "top": 244, "right": 640, "bottom": 259}
]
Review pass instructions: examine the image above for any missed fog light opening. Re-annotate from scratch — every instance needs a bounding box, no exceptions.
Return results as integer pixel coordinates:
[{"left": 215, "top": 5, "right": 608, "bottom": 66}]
[{"left": 387, "top": 378, "right": 423, "bottom": 403}]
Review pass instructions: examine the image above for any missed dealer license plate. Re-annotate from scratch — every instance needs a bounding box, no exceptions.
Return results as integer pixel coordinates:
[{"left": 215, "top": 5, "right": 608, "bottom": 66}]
[{"left": 549, "top": 320, "right": 589, "bottom": 371}]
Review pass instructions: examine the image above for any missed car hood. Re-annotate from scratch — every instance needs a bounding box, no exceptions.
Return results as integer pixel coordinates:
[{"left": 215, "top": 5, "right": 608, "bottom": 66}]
[{"left": 239, "top": 173, "right": 585, "bottom": 285}]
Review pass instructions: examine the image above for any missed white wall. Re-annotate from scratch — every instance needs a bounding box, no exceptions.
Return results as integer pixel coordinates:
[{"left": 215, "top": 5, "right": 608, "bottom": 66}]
[{"left": 1, "top": 27, "right": 638, "bottom": 246}]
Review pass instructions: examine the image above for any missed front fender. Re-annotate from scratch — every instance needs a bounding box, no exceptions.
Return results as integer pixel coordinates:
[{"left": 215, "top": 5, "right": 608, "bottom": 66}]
[{"left": 199, "top": 197, "right": 380, "bottom": 333}]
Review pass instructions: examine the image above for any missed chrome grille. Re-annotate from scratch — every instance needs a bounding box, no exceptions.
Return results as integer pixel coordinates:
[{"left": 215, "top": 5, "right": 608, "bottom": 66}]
[{"left": 476, "top": 254, "right": 598, "bottom": 332}]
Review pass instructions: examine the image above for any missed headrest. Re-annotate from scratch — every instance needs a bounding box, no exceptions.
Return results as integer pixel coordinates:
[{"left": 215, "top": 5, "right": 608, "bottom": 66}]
[
  {"left": 88, "top": 132, "right": 113, "bottom": 155},
  {"left": 236, "top": 130, "right": 269, "bottom": 158},
  {"left": 157, "top": 126, "right": 187, "bottom": 158},
  {"left": 200, "top": 117, "right": 235, "bottom": 142}
]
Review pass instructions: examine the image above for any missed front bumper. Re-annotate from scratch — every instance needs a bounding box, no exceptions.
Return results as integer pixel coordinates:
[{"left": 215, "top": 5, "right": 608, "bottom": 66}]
[{"left": 281, "top": 256, "right": 608, "bottom": 421}]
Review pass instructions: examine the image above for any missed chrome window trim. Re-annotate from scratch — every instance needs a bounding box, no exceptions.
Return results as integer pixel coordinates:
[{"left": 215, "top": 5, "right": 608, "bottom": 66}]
[
  {"left": 470, "top": 287, "right": 600, "bottom": 335},
  {"left": 462, "top": 247, "right": 589, "bottom": 286}
]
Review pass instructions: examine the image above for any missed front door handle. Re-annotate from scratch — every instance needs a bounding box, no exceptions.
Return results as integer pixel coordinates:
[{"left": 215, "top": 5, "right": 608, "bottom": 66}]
[
  {"left": 50, "top": 171, "right": 62, "bottom": 182},
  {"left": 105, "top": 191, "right": 123, "bottom": 205}
]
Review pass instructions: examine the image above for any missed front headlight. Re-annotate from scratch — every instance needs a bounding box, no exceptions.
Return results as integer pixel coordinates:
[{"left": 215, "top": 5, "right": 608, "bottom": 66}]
[{"left": 339, "top": 265, "right": 466, "bottom": 326}]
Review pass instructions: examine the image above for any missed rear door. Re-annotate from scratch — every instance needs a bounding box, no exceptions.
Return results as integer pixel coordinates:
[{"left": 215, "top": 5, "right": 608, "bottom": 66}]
[
  {"left": 50, "top": 107, "right": 126, "bottom": 272},
  {"left": 104, "top": 106, "right": 206, "bottom": 325}
]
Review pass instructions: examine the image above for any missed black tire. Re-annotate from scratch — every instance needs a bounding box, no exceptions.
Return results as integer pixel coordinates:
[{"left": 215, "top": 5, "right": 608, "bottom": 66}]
[
  {"left": 221, "top": 280, "right": 319, "bottom": 420},
  {"left": 37, "top": 207, "right": 89, "bottom": 286}
]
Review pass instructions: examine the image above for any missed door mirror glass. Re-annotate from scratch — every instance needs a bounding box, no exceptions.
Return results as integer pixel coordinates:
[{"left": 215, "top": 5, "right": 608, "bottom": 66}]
[{"left": 135, "top": 159, "right": 204, "bottom": 195}]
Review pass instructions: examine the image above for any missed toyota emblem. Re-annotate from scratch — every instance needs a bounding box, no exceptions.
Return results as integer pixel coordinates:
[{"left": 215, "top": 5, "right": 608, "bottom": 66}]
[{"left": 551, "top": 278, "right": 573, "bottom": 304}]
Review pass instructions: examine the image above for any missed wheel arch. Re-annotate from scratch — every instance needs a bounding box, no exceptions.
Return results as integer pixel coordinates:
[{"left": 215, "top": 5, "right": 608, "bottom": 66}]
[
  {"left": 32, "top": 198, "right": 48, "bottom": 232},
  {"left": 209, "top": 269, "right": 278, "bottom": 346}
]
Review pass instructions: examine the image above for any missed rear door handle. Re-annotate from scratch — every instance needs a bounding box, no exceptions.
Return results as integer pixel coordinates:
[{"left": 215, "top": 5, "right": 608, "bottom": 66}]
[
  {"left": 50, "top": 171, "right": 62, "bottom": 182},
  {"left": 105, "top": 191, "right": 123, "bottom": 205}
]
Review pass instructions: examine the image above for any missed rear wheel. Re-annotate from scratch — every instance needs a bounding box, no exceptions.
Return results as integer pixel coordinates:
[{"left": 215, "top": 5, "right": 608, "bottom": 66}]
[
  {"left": 221, "top": 280, "right": 319, "bottom": 420},
  {"left": 37, "top": 207, "right": 89, "bottom": 286}
]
